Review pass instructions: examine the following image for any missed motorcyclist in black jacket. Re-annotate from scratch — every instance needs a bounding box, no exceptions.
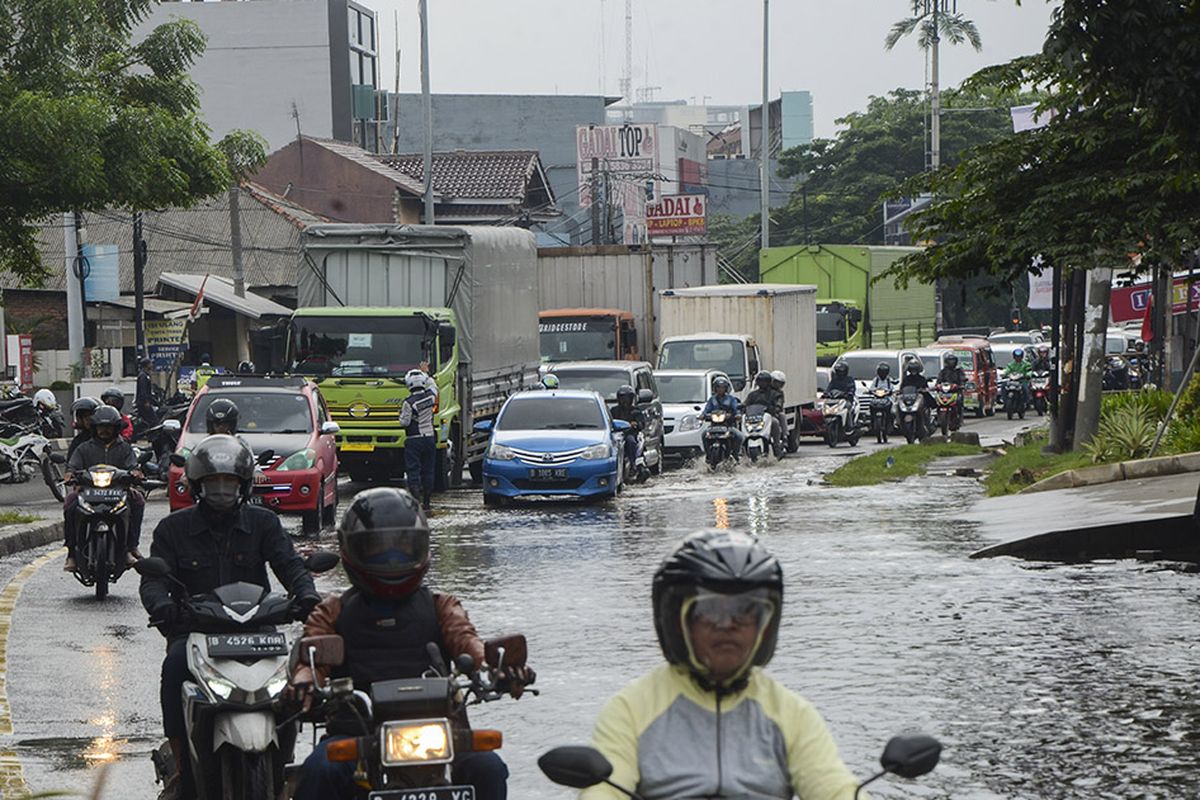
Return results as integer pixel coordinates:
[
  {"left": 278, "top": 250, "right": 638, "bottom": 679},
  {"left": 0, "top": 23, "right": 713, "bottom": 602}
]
[
  {"left": 140, "top": 435, "right": 320, "bottom": 800},
  {"left": 745, "top": 370, "right": 785, "bottom": 454},
  {"left": 66, "top": 397, "right": 100, "bottom": 461},
  {"left": 935, "top": 354, "right": 968, "bottom": 418},
  {"left": 900, "top": 360, "right": 930, "bottom": 392},
  {"left": 826, "top": 361, "right": 857, "bottom": 399},
  {"left": 610, "top": 385, "right": 649, "bottom": 481}
]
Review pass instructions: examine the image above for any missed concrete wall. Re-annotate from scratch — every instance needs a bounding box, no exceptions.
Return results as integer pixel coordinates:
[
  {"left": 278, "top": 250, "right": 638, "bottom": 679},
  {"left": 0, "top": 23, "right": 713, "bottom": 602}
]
[
  {"left": 388, "top": 94, "right": 611, "bottom": 243},
  {"left": 255, "top": 139, "right": 405, "bottom": 223},
  {"left": 705, "top": 158, "right": 796, "bottom": 220},
  {"left": 137, "top": 0, "right": 344, "bottom": 150}
]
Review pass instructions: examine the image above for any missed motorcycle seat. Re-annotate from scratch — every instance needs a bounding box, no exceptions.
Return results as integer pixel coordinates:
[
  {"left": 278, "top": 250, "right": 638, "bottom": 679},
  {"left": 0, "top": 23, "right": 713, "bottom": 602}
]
[{"left": 0, "top": 397, "right": 33, "bottom": 412}]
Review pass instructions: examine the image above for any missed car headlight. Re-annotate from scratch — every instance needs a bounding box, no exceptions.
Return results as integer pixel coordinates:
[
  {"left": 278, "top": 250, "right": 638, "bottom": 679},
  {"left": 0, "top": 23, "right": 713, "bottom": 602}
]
[
  {"left": 381, "top": 719, "right": 453, "bottom": 766},
  {"left": 581, "top": 442, "right": 611, "bottom": 460},
  {"left": 678, "top": 414, "right": 701, "bottom": 432},
  {"left": 193, "top": 648, "right": 236, "bottom": 701},
  {"left": 277, "top": 448, "right": 315, "bottom": 471},
  {"left": 488, "top": 443, "right": 516, "bottom": 460}
]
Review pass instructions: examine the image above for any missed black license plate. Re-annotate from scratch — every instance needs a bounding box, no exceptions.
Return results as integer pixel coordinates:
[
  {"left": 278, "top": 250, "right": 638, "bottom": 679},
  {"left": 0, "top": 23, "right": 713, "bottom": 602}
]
[
  {"left": 527, "top": 467, "right": 569, "bottom": 481},
  {"left": 206, "top": 632, "right": 287, "bottom": 658},
  {"left": 369, "top": 788, "right": 475, "bottom": 800}
]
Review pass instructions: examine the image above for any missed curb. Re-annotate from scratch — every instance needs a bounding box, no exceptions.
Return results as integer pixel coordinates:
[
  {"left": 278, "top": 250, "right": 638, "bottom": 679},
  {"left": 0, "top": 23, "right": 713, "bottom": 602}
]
[
  {"left": 0, "top": 520, "right": 63, "bottom": 558},
  {"left": 1020, "top": 451, "right": 1200, "bottom": 494}
]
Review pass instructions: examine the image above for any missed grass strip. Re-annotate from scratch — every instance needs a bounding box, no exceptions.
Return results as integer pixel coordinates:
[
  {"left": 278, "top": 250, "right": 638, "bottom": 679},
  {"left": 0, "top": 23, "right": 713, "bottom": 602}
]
[
  {"left": 0, "top": 512, "right": 38, "bottom": 527},
  {"left": 983, "top": 431, "right": 1093, "bottom": 497},
  {"left": 825, "top": 442, "right": 984, "bottom": 487}
]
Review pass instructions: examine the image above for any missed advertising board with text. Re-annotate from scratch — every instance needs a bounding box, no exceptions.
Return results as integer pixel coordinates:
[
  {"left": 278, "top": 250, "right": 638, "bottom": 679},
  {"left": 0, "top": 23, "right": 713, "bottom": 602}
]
[
  {"left": 647, "top": 194, "right": 707, "bottom": 237},
  {"left": 576, "top": 123, "right": 659, "bottom": 244}
]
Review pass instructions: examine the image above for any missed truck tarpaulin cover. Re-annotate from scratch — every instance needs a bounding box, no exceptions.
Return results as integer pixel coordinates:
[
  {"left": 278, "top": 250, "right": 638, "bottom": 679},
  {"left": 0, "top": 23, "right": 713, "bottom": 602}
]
[{"left": 298, "top": 225, "right": 539, "bottom": 374}]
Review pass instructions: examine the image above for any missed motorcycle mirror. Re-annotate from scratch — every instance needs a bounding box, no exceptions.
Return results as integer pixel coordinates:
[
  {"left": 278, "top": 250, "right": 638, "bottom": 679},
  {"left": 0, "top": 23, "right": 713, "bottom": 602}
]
[
  {"left": 636, "top": 389, "right": 653, "bottom": 404},
  {"left": 538, "top": 746, "right": 615, "bottom": 790},
  {"left": 297, "top": 635, "right": 345, "bottom": 667},
  {"left": 132, "top": 556, "right": 172, "bottom": 579},
  {"left": 455, "top": 653, "right": 476, "bottom": 674},
  {"left": 304, "top": 551, "right": 340, "bottom": 573},
  {"left": 138, "top": 448, "right": 154, "bottom": 465},
  {"left": 162, "top": 419, "right": 181, "bottom": 433},
  {"left": 50, "top": 453, "right": 66, "bottom": 465},
  {"left": 880, "top": 734, "right": 942, "bottom": 779},
  {"left": 257, "top": 449, "right": 276, "bottom": 466},
  {"left": 169, "top": 453, "right": 187, "bottom": 468},
  {"left": 485, "top": 634, "right": 528, "bottom": 669},
  {"left": 612, "top": 419, "right": 631, "bottom": 432}
]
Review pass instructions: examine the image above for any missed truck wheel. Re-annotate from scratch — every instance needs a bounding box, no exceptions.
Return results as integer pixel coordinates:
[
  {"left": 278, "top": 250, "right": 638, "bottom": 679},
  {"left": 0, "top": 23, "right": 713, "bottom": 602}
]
[{"left": 434, "top": 448, "right": 451, "bottom": 492}]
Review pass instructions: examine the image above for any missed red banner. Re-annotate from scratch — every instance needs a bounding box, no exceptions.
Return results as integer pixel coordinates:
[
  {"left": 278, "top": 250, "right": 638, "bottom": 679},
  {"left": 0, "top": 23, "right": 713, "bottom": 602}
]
[
  {"left": 1110, "top": 277, "right": 1200, "bottom": 323},
  {"left": 17, "top": 334, "right": 32, "bottom": 391}
]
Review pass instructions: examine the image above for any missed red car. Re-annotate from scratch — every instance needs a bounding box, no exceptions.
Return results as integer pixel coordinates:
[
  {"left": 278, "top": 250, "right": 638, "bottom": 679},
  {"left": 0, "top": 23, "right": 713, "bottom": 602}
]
[{"left": 167, "top": 376, "right": 340, "bottom": 533}]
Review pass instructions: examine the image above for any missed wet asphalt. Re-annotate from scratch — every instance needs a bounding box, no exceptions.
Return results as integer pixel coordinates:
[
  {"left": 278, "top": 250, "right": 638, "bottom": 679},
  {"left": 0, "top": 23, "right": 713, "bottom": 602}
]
[{"left": 6, "top": 412, "right": 1199, "bottom": 799}]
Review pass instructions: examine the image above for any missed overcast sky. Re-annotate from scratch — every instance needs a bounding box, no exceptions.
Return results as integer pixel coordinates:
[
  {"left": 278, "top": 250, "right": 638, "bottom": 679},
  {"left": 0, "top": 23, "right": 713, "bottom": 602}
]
[{"left": 370, "top": 0, "right": 1058, "bottom": 138}]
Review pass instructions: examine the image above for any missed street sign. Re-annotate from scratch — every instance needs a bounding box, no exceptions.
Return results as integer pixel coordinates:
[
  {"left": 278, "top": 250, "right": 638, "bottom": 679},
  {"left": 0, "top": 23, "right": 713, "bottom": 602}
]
[
  {"left": 145, "top": 318, "right": 189, "bottom": 372},
  {"left": 647, "top": 194, "right": 707, "bottom": 237}
]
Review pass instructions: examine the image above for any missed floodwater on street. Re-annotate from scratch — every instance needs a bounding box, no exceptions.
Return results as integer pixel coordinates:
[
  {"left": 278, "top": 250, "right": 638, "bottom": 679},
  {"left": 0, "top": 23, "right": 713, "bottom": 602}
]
[{"left": 3, "top": 441, "right": 1200, "bottom": 799}]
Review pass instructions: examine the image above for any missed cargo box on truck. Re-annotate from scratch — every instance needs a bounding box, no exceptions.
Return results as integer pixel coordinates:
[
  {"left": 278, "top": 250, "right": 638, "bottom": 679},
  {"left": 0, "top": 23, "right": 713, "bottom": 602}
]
[
  {"left": 292, "top": 224, "right": 540, "bottom": 485},
  {"left": 657, "top": 284, "right": 818, "bottom": 450},
  {"left": 759, "top": 244, "right": 937, "bottom": 364}
]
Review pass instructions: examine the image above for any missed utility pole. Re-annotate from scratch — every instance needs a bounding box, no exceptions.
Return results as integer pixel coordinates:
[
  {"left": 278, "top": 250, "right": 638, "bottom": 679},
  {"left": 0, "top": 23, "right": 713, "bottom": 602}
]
[
  {"left": 73, "top": 211, "right": 90, "bottom": 377},
  {"left": 929, "top": 0, "right": 941, "bottom": 170},
  {"left": 133, "top": 212, "right": 147, "bottom": 355},
  {"left": 229, "top": 186, "right": 245, "bottom": 298},
  {"left": 621, "top": 0, "right": 632, "bottom": 101},
  {"left": 64, "top": 212, "right": 84, "bottom": 372},
  {"left": 391, "top": 11, "right": 401, "bottom": 155},
  {"left": 590, "top": 156, "right": 602, "bottom": 245},
  {"left": 1075, "top": 265, "right": 1114, "bottom": 447},
  {"left": 760, "top": 0, "right": 770, "bottom": 252},
  {"left": 419, "top": 0, "right": 435, "bottom": 225}
]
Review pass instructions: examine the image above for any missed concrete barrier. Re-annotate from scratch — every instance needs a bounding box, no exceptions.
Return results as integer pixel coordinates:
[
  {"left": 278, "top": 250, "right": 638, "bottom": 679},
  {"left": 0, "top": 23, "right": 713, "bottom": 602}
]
[
  {"left": 1021, "top": 450, "right": 1200, "bottom": 494},
  {"left": 0, "top": 520, "right": 62, "bottom": 558}
]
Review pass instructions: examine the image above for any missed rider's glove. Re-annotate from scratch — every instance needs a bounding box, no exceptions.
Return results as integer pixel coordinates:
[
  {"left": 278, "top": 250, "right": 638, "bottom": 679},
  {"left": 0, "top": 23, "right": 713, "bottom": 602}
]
[
  {"left": 290, "top": 593, "right": 322, "bottom": 622},
  {"left": 150, "top": 602, "right": 185, "bottom": 631}
]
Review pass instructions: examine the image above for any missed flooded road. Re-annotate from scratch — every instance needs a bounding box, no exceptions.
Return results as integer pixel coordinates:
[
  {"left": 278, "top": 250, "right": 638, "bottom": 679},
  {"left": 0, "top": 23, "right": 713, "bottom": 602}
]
[{"left": 3, "top": 429, "right": 1199, "bottom": 798}]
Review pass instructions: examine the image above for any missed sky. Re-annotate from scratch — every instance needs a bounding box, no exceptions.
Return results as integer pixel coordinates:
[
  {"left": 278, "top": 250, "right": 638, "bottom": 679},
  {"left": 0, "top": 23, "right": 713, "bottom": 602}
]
[{"left": 370, "top": 0, "right": 1058, "bottom": 139}]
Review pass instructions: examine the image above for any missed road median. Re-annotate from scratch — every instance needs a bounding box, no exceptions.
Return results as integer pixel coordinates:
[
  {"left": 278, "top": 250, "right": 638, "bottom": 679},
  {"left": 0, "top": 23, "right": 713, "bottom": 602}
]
[
  {"left": 1021, "top": 451, "right": 1200, "bottom": 494},
  {"left": 0, "top": 518, "right": 62, "bottom": 558}
]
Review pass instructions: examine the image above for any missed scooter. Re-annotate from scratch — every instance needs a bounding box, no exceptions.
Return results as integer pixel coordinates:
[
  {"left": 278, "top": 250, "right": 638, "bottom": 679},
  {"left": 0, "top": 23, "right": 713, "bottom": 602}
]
[
  {"left": 1003, "top": 378, "right": 1027, "bottom": 420},
  {"left": 288, "top": 633, "right": 536, "bottom": 798},
  {"left": 136, "top": 551, "right": 340, "bottom": 800},
  {"left": 0, "top": 427, "right": 53, "bottom": 485},
  {"left": 867, "top": 387, "right": 894, "bottom": 444},
  {"left": 1030, "top": 370, "right": 1051, "bottom": 416},
  {"left": 742, "top": 404, "right": 781, "bottom": 462},
  {"left": 701, "top": 409, "right": 739, "bottom": 470},
  {"left": 821, "top": 389, "right": 860, "bottom": 448},
  {"left": 896, "top": 386, "right": 928, "bottom": 444},
  {"left": 539, "top": 732, "right": 941, "bottom": 800},
  {"left": 933, "top": 382, "right": 963, "bottom": 436}
]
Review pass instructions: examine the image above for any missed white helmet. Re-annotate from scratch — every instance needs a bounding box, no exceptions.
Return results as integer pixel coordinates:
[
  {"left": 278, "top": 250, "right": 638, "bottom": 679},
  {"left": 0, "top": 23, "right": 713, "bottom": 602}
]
[
  {"left": 771, "top": 370, "right": 786, "bottom": 387},
  {"left": 33, "top": 388, "right": 57, "bottom": 410},
  {"left": 404, "top": 369, "right": 427, "bottom": 390}
]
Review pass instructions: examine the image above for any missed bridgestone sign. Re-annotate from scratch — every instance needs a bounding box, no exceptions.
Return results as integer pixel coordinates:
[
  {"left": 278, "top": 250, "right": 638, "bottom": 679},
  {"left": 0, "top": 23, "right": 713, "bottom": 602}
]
[{"left": 646, "top": 194, "right": 707, "bottom": 237}]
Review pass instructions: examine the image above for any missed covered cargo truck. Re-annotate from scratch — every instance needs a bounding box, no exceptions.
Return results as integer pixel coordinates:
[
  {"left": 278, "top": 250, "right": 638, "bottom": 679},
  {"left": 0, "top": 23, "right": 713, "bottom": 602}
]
[
  {"left": 657, "top": 284, "right": 818, "bottom": 449},
  {"left": 292, "top": 224, "right": 540, "bottom": 485},
  {"left": 536, "top": 244, "right": 717, "bottom": 361},
  {"left": 759, "top": 244, "right": 936, "bottom": 364}
]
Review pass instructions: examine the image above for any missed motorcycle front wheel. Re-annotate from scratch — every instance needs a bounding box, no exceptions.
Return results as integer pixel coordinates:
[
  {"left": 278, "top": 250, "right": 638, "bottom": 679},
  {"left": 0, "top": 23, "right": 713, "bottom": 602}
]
[
  {"left": 825, "top": 419, "right": 840, "bottom": 448},
  {"left": 939, "top": 412, "right": 949, "bottom": 436},
  {"left": 219, "top": 745, "right": 275, "bottom": 800},
  {"left": 93, "top": 538, "right": 109, "bottom": 601},
  {"left": 903, "top": 420, "right": 916, "bottom": 444}
]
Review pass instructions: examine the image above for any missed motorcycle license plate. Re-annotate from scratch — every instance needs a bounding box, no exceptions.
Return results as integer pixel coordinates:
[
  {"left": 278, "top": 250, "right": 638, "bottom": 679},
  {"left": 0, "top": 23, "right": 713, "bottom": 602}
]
[
  {"left": 528, "top": 467, "right": 569, "bottom": 481},
  {"left": 206, "top": 632, "right": 287, "bottom": 658},
  {"left": 85, "top": 489, "right": 125, "bottom": 501},
  {"left": 369, "top": 788, "right": 475, "bottom": 800}
]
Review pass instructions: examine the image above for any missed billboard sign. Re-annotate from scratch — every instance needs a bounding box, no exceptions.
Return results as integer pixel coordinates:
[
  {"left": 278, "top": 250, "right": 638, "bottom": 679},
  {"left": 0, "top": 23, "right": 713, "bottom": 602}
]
[
  {"left": 145, "top": 318, "right": 189, "bottom": 372},
  {"left": 647, "top": 194, "right": 708, "bottom": 237},
  {"left": 577, "top": 123, "right": 660, "bottom": 244},
  {"left": 81, "top": 244, "right": 120, "bottom": 302},
  {"left": 1111, "top": 277, "right": 1200, "bottom": 323}
]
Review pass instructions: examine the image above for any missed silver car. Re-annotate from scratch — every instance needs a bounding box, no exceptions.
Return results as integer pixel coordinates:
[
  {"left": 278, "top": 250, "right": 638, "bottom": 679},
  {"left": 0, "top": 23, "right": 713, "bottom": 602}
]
[{"left": 654, "top": 368, "right": 730, "bottom": 460}]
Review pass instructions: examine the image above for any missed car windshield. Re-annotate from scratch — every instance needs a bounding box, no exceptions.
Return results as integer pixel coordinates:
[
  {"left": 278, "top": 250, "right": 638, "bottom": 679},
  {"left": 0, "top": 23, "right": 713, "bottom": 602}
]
[
  {"left": 497, "top": 396, "right": 604, "bottom": 430},
  {"left": 815, "top": 310, "right": 846, "bottom": 344},
  {"left": 189, "top": 392, "right": 312, "bottom": 434},
  {"left": 917, "top": 354, "right": 943, "bottom": 375},
  {"left": 837, "top": 353, "right": 894, "bottom": 381},
  {"left": 551, "top": 369, "right": 631, "bottom": 399},
  {"left": 539, "top": 318, "right": 616, "bottom": 362},
  {"left": 657, "top": 375, "right": 708, "bottom": 404},
  {"left": 288, "top": 315, "right": 430, "bottom": 377},
  {"left": 658, "top": 340, "right": 747, "bottom": 382}
]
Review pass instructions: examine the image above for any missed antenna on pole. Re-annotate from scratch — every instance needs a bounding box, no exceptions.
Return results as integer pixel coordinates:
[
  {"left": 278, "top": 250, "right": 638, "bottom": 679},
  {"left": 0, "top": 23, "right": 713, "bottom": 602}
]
[{"left": 620, "top": 0, "right": 632, "bottom": 101}]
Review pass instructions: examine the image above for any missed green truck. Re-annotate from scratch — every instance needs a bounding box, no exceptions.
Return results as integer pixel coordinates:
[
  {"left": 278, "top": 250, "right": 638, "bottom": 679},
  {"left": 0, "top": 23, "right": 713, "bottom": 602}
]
[
  {"left": 288, "top": 225, "right": 540, "bottom": 486},
  {"left": 759, "top": 244, "right": 937, "bottom": 364}
]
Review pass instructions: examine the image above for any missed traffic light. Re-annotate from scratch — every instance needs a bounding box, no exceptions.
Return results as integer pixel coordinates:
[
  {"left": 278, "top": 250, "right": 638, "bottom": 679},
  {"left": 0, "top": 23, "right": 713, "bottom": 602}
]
[{"left": 1010, "top": 306, "right": 1022, "bottom": 330}]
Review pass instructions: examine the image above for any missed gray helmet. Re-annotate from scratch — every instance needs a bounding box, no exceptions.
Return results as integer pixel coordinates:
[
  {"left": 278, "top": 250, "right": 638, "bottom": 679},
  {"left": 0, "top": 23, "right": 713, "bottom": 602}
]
[
  {"left": 712, "top": 376, "right": 731, "bottom": 393},
  {"left": 833, "top": 361, "right": 850, "bottom": 377},
  {"left": 616, "top": 384, "right": 636, "bottom": 405},
  {"left": 770, "top": 370, "right": 786, "bottom": 388},
  {"left": 185, "top": 434, "right": 256, "bottom": 503}
]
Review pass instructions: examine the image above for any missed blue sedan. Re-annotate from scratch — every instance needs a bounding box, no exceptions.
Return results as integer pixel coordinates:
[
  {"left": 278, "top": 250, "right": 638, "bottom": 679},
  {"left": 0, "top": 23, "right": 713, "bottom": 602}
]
[{"left": 477, "top": 390, "right": 630, "bottom": 506}]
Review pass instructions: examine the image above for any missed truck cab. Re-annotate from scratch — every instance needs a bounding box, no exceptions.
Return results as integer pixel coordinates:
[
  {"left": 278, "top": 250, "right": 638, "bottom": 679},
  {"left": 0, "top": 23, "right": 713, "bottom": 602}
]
[
  {"left": 539, "top": 308, "right": 640, "bottom": 363},
  {"left": 656, "top": 333, "right": 762, "bottom": 398},
  {"left": 815, "top": 300, "right": 863, "bottom": 365}
]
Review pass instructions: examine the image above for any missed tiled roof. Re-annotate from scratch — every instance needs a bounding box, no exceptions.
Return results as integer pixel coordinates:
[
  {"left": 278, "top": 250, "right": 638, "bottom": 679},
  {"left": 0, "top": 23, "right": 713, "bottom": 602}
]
[
  {"left": 377, "top": 150, "right": 553, "bottom": 203},
  {"left": 7, "top": 184, "right": 323, "bottom": 292}
]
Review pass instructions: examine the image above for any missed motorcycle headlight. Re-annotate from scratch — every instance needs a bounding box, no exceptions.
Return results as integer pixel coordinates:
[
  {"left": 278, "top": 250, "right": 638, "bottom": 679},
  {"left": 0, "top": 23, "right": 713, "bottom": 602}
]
[
  {"left": 965, "top": 382, "right": 977, "bottom": 392},
  {"left": 193, "top": 648, "right": 236, "bottom": 701},
  {"left": 264, "top": 660, "right": 289, "bottom": 699},
  {"left": 678, "top": 414, "right": 701, "bottom": 432},
  {"left": 90, "top": 470, "right": 113, "bottom": 488},
  {"left": 277, "top": 448, "right": 316, "bottom": 471},
  {"left": 581, "top": 442, "right": 611, "bottom": 460},
  {"left": 381, "top": 719, "right": 453, "bottom": 766},
  {"left": 77, "top": 497, "right": 94, "bottom": 514},
  {"left": 487, "top": 443, "right": 516, "bottom": 461}
]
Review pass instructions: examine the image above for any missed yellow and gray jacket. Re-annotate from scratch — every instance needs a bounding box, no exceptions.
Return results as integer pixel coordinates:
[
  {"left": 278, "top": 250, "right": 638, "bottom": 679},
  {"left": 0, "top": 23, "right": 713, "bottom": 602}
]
[{"left": 582, "top": 664, "right": 861, "bottom": 800}]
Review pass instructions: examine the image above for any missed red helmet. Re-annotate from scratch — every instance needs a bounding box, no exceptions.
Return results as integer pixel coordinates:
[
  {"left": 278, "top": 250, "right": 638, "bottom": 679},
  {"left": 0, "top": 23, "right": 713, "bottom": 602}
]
[{"left": 338, "top": 488, "right": 430, "bottom": 598}]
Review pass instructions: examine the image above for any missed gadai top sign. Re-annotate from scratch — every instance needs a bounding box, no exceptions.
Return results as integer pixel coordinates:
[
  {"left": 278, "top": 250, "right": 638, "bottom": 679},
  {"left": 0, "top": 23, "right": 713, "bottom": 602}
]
[{"left": 577, "top": 123, "right": 657, "bottom": 163}]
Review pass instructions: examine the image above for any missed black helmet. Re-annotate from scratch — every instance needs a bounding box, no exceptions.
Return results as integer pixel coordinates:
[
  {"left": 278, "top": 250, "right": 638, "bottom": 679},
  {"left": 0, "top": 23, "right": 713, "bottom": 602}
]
[
  {"left": 906, "top": 361, "right": 923, "bottom": 374},
  {"left": 712, "top": 376, "right": 731, "bottom": 393},
  {"left": 101, "top": 386, "right": 125, "bottom": 411},
  {"left": 72, "top": 396, "right": 100, "bottom": 428},
  {"left": 200, "top": 352, "right": 212, "bottom": 364},
  {"left": 876, "top": 362, "right": 890, "bottom": 377},
  {"left": 652, "top": 530, "right": 783, "bottom": 691},
  {"left": 944, "top": 354, "right": 959, "bottom": 369},
  {"left": 91, "top": 405, "right": 122, "bottom": 442},
  {"left": 185, "top": 434, "right": 255, "bottom": 504},
  {"left": 754, "top": 370, "right": 773, "bottom": 388},
  {"left": 338, "top": 487, "right": 430, "bottom": 598},
  {"left": 205, "top": 398, "right": 240, "bottom": 434},
  {"left": 832, "top": 361, "right": 850, "bottom": 377},
  {"left": 616, "top": 384, "right": 636, "bottom": 405},
  {"left": 139, "top": 356, "right": 152, "bottom": 368}
]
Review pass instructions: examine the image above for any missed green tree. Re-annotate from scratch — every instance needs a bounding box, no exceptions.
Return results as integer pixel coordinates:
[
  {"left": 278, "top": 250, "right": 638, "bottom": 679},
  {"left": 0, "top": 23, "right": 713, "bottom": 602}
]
[
  {"left": 884, "top": 0, "right": 983, "bottom": 52},
  {"left": 0, "top": 0, "right": 265, "bottom": 284}
]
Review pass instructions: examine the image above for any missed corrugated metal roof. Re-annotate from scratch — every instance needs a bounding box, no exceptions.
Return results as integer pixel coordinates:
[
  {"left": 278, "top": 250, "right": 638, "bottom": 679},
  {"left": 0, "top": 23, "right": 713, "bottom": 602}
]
[
  {"left": 8, "top": 184, "right": 320, "bottom": 292},
  {"left": 157, "top": 273, "right": 292, "bottom": 319},
  {"left": 377, "top": 150, "right": 552, "bottom": 203}
]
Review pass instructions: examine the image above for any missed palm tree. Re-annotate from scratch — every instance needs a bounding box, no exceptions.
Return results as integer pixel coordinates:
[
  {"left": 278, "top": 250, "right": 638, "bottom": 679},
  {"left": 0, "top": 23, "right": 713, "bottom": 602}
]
[{"left": 884, "top": 1, "right": 984, "bottom": 170}]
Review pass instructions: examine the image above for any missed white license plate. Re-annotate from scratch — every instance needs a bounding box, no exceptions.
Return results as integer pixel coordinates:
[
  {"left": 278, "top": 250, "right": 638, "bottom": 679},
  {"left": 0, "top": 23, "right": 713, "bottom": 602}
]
[{"left": 369, "top": 787, "right": 475, "bottom": 800}]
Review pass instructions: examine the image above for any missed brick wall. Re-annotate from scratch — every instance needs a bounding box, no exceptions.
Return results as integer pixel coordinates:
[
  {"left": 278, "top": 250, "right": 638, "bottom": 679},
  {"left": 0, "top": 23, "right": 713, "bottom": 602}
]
[{"left": 4, "top": 290, "right": 69, "bottom": 350}]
